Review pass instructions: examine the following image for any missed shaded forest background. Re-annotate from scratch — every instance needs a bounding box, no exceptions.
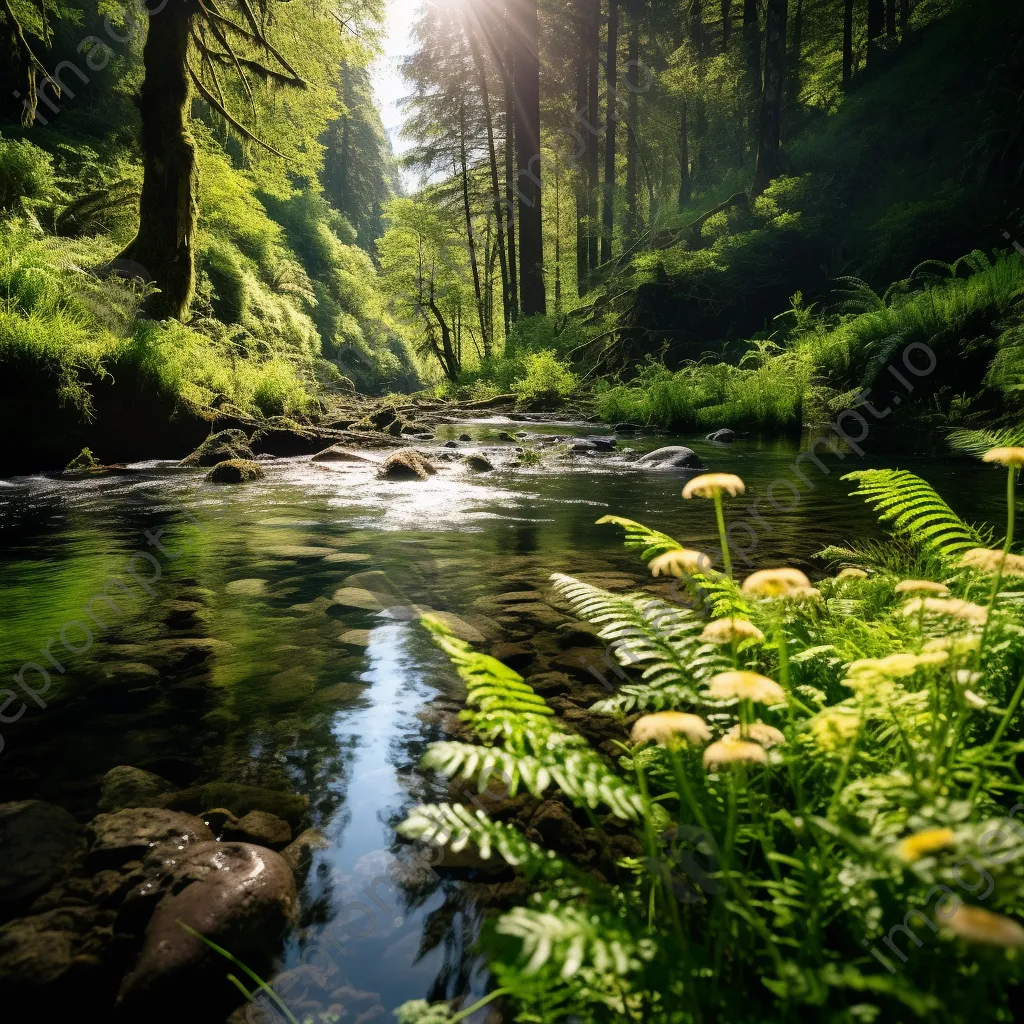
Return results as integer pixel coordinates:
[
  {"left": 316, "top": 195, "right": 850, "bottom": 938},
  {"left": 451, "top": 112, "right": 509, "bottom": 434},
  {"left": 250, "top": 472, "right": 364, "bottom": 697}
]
[{"left": 0, "top": 0, "right": 1022, "bottom": 470}]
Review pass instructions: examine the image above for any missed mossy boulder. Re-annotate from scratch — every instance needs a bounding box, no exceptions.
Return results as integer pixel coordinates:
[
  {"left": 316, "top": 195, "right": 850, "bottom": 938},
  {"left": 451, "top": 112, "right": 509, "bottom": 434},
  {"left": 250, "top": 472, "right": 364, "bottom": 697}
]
[
  {"left": 64, "top": 447, "right": 102, "bottom": 473},
  {"left": 180, "top": 429, "right": 255, "bottom": 468},
  {"left": 379, "top": 448, "right": 437, "bottom": 481},
  {"left": 205, "top": 459, "right": 265, "bottom": 484},
  {"left": 464, "top": 454, "right": 494, "bottom": 472},
  {"left": 160, "top": 783, "right": 309, "bottom": 827}
]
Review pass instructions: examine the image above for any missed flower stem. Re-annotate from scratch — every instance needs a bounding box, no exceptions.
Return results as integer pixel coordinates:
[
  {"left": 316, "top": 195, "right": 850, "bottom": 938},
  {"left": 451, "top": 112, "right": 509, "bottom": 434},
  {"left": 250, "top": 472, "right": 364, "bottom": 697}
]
[{"left": 714, "top": 492, "right": 733, "bottom": 579}]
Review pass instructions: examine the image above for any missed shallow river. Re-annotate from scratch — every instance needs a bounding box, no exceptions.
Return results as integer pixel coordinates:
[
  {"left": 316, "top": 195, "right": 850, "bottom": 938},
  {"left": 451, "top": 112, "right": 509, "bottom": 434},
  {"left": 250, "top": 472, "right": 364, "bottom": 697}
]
[{"left": 0, "top": 422, "right": 1008, "bottom": 1019}]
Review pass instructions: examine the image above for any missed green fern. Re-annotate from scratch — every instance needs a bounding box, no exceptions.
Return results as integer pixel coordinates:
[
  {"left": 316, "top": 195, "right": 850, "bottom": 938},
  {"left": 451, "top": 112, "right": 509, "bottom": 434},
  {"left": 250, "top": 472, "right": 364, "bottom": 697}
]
[
  {"left": 496, "top": 903, "right": 656, "bottom": 978},
  {"left": 595, "top": 515, "right": 684, "bottom": 562},
  {"left": 947, "top": 425, "right": 1024, "bottom": 459},
  {"left": 842, "top": 469, "right": 988, "bottom": 563},
  {"left": 421, "top": 616, "right": 644, "bottom": 820}
]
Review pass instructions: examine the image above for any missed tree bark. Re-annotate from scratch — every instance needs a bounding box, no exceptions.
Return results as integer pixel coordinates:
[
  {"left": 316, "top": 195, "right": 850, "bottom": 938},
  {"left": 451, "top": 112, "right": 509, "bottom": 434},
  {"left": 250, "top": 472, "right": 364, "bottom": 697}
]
[
  {"left": 886, "top": 0, "right": 897, "bottom": 38},
  {"left": 511, "top": 0, "right": 546, "bottom": 316},
  {"left": 601, "top": 0, "right": 619, "bottom": 265},
  {"left": 586, "top": 0, "right": 600, "bottom": 275},
  {"left": 119, "top": 0, "right": 198, "bottom": 320},
  {"left": 899, "top": 0, "right": 910, "bottom": 35},
  {"left": 458, "top": 100, "right": 488, "bottom": 358},
  {"left": 624, "top": 7, "right": 640, "bottom": 247},
  {"left": 842, "top": 0, "right": 854, "bottom": 90},
  {"left": 503, "top": 11, "right": 519, "bottom": 320},
  {"left": 742, "top": 0, "right": 761, "bottom": 135},
  {"left": 867, "top": 0, "right": 884, "bottom": 66},
  {"left": 721, "top": 0, "right": 732, "bottom": 49},
  {"left": 467, "top": 20, "right": 511, "bottom": 336},
  {"left": 787, "top": 0, "right": 803, "bottom": 103},
  {"left": 678, "top": 99, "right": 690, "bottom": 209},
  {"left": 751, "top": 0, "right": 787, "bottom": 196},
  {"left": 575, "top": 3, "right": 589, "bottom": 295}
]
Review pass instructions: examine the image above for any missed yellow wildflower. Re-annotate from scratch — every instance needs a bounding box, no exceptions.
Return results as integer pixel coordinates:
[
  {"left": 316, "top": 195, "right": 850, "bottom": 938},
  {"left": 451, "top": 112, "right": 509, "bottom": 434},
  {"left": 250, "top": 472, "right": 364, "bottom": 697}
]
[
  {"left": 809, "top": 708, "right": 860, "bottom": 751},
  {"left": 742, "top": 568, "right": 812, "bottom": 598},
  {"left": 982, "top": 447, "right": 1024, "bottom": 468},
  {"left": 846, "top": 651, "right": 949, "bottom": 682},
  {"left": 682, "top": 473, "right": 746, "bottom": 500},
  {"left": 708, "top": 671, "right": 786, "bottom": 705},
  {"left": 901, "top": 597, "right": 988, "bottom": 625},
  {"left": 631, "top": 712, "right": 711, "bottom": 746},
  {"left": 703, "top": 738, "right": 768, "bottom": 771},
  {"left": 924, "top": 635, "right": 981, "bottom": 657},
  {"left": 944, "top": 905, "right": 1024, "bottom": 946},
  {"left": 837, "top": 568, "right": 869, "bottom": 580},
  {"left": 895, "top": 580, "right": 950, "bottom": 596},
  {"left": 960, "top": 548, "right": 1024, "bottom": 576},
  {"left": 894, "top": 827, "right": 956, "bottom": 863},
  {"left": 728, "top": 722, "right": 786, "bottom": 748},
  {"left": 700, "top": 618, "right": 765, "bottom": 645},
  {"left": 649, "top": 549, "right": 711, "bottom": 578}
]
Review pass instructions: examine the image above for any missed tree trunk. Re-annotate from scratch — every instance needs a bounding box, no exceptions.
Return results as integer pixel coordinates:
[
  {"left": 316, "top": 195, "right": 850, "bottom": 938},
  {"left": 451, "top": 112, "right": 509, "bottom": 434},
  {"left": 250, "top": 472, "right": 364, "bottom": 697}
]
[
  {"left": 886, "top": 0, "right": 897, "bottom": 38},
  {"left": 601, "top": 0, "right": 619, "bottom": 265},
  {"left": 867, "top": 0, "right": 884, "bottom": 66},
  {"left": 586, "top": 0, "right": 600, "bottom": 275},
  {"left": 787, "top": 0, "right": 803, "bottom": 103},
  {"left": 899, "top": 0, "right": 910, "bottom": 35},
  {"left": 458, "top": 100, "right": 488, "bottom": 358},
  {"left": 511, "top": 0, "right": 546, "bottom": 316},
  {"left": 503, "top": 12, "right": 519, "bottom": 320},
  {"left": 721, "top": 0, "right": 732, "bottom": 49},
  {"left": 678, "top": 100, "right": 690, "bottom": 209},
  {"left": 575, "top": 5, "right": 589, "bottom": 296},
  {"left": 467, "top": 21, "right": 511, "bottom": 336},
  {"left": 624, "top": 8, "right": 640, "bottom": 247},
  {"left": 842, "top": 0, "right": 854, "bottom": 90},
  {"left": 119, "top": 0, "right": 198, "bottom": 320},
  {"left": 751, "top": 0, "right": 787, "bottom": 196},
  {"left": 742, "top": 0, "right": 761, "bottom": 136}
]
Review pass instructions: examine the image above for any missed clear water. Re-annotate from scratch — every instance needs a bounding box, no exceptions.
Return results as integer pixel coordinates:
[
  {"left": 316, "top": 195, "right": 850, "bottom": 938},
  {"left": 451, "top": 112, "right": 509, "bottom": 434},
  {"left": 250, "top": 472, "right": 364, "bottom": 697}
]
[{"left": 0, "top": 424, "right": 1008, "bottom": 1018}]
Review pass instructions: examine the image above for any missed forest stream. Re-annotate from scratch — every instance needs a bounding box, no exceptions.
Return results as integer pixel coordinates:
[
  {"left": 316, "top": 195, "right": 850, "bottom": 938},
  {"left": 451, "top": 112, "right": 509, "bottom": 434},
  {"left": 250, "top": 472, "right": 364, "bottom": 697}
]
[{"left": 0, "top": 426, "right": 1008, "bottom": 1021}]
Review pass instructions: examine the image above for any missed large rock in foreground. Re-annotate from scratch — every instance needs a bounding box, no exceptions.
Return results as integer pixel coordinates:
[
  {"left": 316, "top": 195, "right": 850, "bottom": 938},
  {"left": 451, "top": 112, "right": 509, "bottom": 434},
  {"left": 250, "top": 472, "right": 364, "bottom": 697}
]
[
  {"left": 0, "top": 801, "right": 85, "bottom": 908},
  {"left": 86, "top": 808, "right": 213, "bottom": 869},
  {"left": 635, "top": 446, "right": 703, "bottom": 470},
  {"left": 116, "top": 842, "right": 297, "bottom": 1021},
  {"left": 180, "top": 429, "right": 254, "bottom": 468}
]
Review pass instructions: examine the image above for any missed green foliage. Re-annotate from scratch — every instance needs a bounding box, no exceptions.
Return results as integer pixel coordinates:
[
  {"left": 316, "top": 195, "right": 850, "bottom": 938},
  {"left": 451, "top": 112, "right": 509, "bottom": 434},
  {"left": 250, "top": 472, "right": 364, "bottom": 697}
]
[
  {"left": 511, "top": 350, "right": 579, "bottom": 404},
  {"left": 402, "top": 463, "right": 1024, "bottom": 1023},
  {"left": 0, "top": 135, "right": 55, "bottom": 214}
]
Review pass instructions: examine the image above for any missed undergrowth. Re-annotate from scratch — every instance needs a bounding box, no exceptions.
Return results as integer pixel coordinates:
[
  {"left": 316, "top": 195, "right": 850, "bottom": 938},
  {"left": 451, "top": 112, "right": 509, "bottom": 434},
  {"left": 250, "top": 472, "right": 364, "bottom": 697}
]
[{"left": 399, "top": 450, "right": 1024, "bottom": 1023}]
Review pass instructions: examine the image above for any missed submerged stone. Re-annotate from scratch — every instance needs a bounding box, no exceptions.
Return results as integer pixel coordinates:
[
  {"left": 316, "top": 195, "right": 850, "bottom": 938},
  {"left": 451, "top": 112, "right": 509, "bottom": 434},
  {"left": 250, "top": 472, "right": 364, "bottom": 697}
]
[
  {"left": 635, "top": 446, "right": 703, "bottom": 469},
  {"left": 0, "top": 801, "right": 85, "bottom": 907}
]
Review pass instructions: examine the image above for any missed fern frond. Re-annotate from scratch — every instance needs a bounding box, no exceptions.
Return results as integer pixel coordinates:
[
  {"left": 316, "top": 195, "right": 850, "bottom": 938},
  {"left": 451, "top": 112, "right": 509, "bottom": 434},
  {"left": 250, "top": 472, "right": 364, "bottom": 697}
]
[
  {"left": 496, "top": 903, "right": 656, "bottom": 978},
  {"left": 397, "top": 802, "right": 556, "bottom": 873},
  {"left": 596, "top": 515, "right": 684, "bottom": 562},
  {"left": 815, "top": 537, "right": 932, "bottom": 575},
  {"left": 948, "top": 425, "right": 1024, "bottom": 459},
  {"left": 842, "top": 470, "right": 987, "bottom": 563},
  {"left": 551, "top": 574, "right": 729, "bottom": 692}
]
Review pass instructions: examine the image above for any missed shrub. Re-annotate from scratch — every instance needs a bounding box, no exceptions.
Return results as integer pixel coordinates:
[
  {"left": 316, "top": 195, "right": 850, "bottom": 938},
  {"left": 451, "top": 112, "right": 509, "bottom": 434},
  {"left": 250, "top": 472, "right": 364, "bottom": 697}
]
[
  {"left": 0, "top": 136, "right": 56, "bottom": 214},
  {"left": 511, "top": 350, "right": 580, "bottom": 404}
]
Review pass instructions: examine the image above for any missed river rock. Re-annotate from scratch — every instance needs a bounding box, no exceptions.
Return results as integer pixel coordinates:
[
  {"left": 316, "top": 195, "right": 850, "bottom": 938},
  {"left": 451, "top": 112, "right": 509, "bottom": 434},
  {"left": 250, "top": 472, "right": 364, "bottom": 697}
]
[
  {"left": 86, "top": 808, "right": 213, "bottom": 869},
  {"left": 635, "top": 446, "right": 703, "bottom": 469},
  {"left": 180, "top": 429, "right": 254, "bottom": 468},
  {"left": 0, "top": 801, "right": 85, "bottom": 907},
  {"left": 205, "top": 459, "right": 265, "bottom": 484},
  {"left": 459, "top": 433, "right": 472, "bottom": 441},
  {"left": 251, "top": 423, "right": 343, "bottom": 457},
  {"left": 311, "top": 445, "right": 376, "bottom": 464},
  {"left": 160, "top": 783, "right": 308, "bottom": 827},
  {"left": 706, "top": 428, "right": 736, "bottom": 443},
  {"left": 529, "top": 801, "right": 587, "bottom": 855},
  {"left": 464, "top": 454, "right": 494, "bottom": 472},
  {"left": 443, "top": 439, "right": 461, "bottom": 449},
  {"left": 225, "top": 578, "right": 269, "bottom": 597},
  {"left": 331, "top": 587, "right": 387, "bottom": 612},
  {"left": 0, "top": 906, "right": 116, "bottom": 1007},
  {"left": 339, "top": 628, "right": 373, "bottom": 647},
  {"left": 98, "top": 767, "right": 174, "bottom": 813},
  {"left": 571, "top": 437, "right": 617, "bottom": 452},
  {"left": 115, "top": 843, "right": 297, "bottom": 1020},
  {"left": 379, "top": 449, "right": 437, "bottom": 481},
  {"left": 222, "top": 811, "right": 292, "bottom": 850},
  {"left": 280, "top": 828, "right": 330, "bottom": 883}
]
